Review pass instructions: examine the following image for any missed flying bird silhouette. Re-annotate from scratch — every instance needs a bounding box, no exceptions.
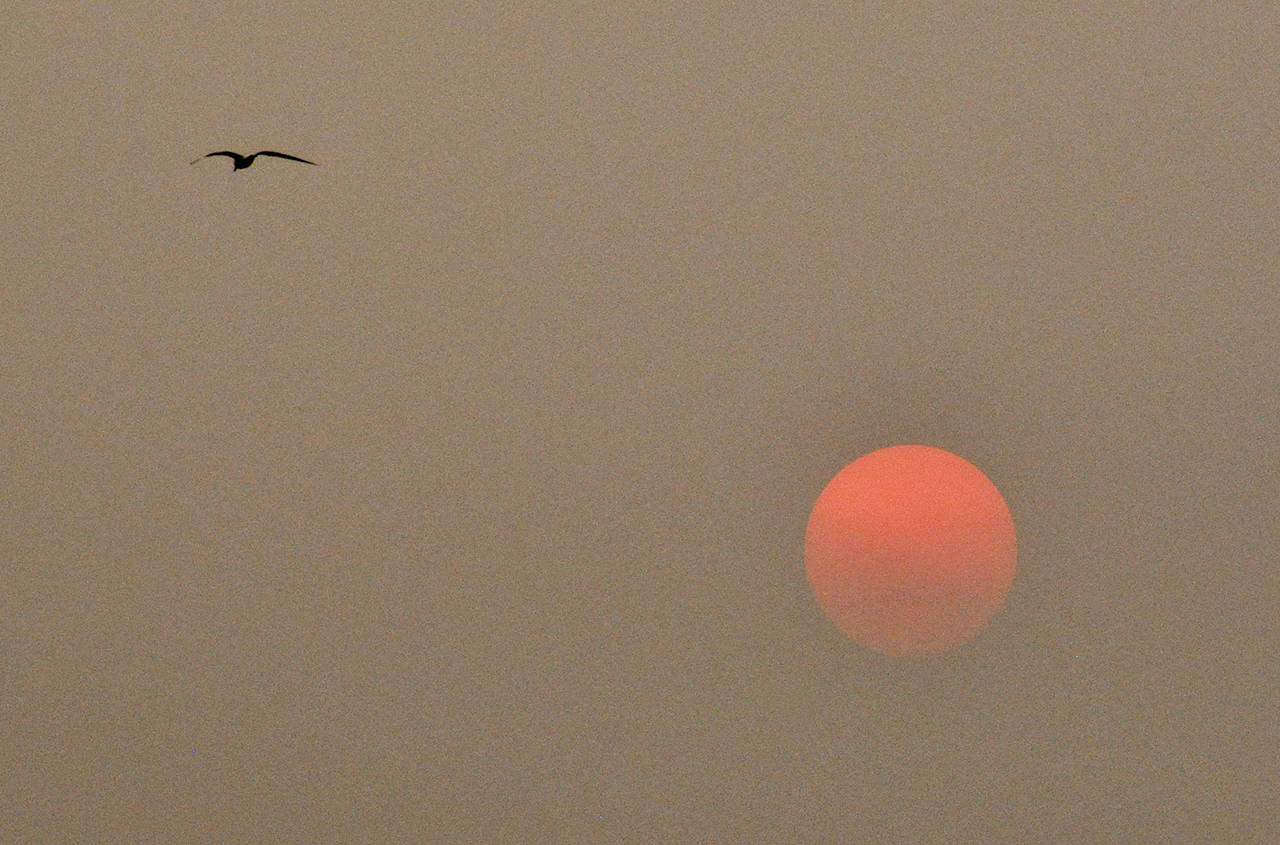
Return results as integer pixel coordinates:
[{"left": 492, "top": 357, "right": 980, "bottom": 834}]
[{"left": 191, "top": 150, "right": 317, "bottom": 170}]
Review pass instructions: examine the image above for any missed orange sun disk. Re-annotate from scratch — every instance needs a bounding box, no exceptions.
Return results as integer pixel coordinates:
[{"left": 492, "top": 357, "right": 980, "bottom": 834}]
[{"left": 805, "top": 445, "right": 1017, "bottom": 656}]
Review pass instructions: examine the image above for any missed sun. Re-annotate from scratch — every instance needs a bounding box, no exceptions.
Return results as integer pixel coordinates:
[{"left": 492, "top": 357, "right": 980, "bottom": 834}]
[{"left": 804, "top": 445, "right": 1017, "bottom": 656}]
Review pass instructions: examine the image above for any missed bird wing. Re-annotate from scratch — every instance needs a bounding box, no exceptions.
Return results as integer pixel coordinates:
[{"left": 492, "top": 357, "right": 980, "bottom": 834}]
[
  {"left": 191, "top": 151, "right": 240, "bottom": 164},
  {"left": 255, "top": 151, "right": 317, "bottom": 165}
]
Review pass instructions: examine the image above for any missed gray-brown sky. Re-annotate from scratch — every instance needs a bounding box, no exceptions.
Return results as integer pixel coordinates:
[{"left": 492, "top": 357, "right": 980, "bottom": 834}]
[{"left": 2, "top": 2, "right": 1275, "bottom": 841}]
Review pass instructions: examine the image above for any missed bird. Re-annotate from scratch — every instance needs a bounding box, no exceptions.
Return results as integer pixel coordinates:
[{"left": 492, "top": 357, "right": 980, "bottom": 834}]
[{"left": 191, "top": 150, "right": 317, "bottom": 170}]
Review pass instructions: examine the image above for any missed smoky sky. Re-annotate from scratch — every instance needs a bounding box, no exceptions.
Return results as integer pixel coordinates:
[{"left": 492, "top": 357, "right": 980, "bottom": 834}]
[{"left": 1, "top": 3, "right": 1275, "bottom": 841}]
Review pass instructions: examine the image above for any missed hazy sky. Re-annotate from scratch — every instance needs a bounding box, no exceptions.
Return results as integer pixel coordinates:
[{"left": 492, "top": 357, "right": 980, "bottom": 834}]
[{"left": 2, "top": 2, "right": 1276, "bottom": 841}]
